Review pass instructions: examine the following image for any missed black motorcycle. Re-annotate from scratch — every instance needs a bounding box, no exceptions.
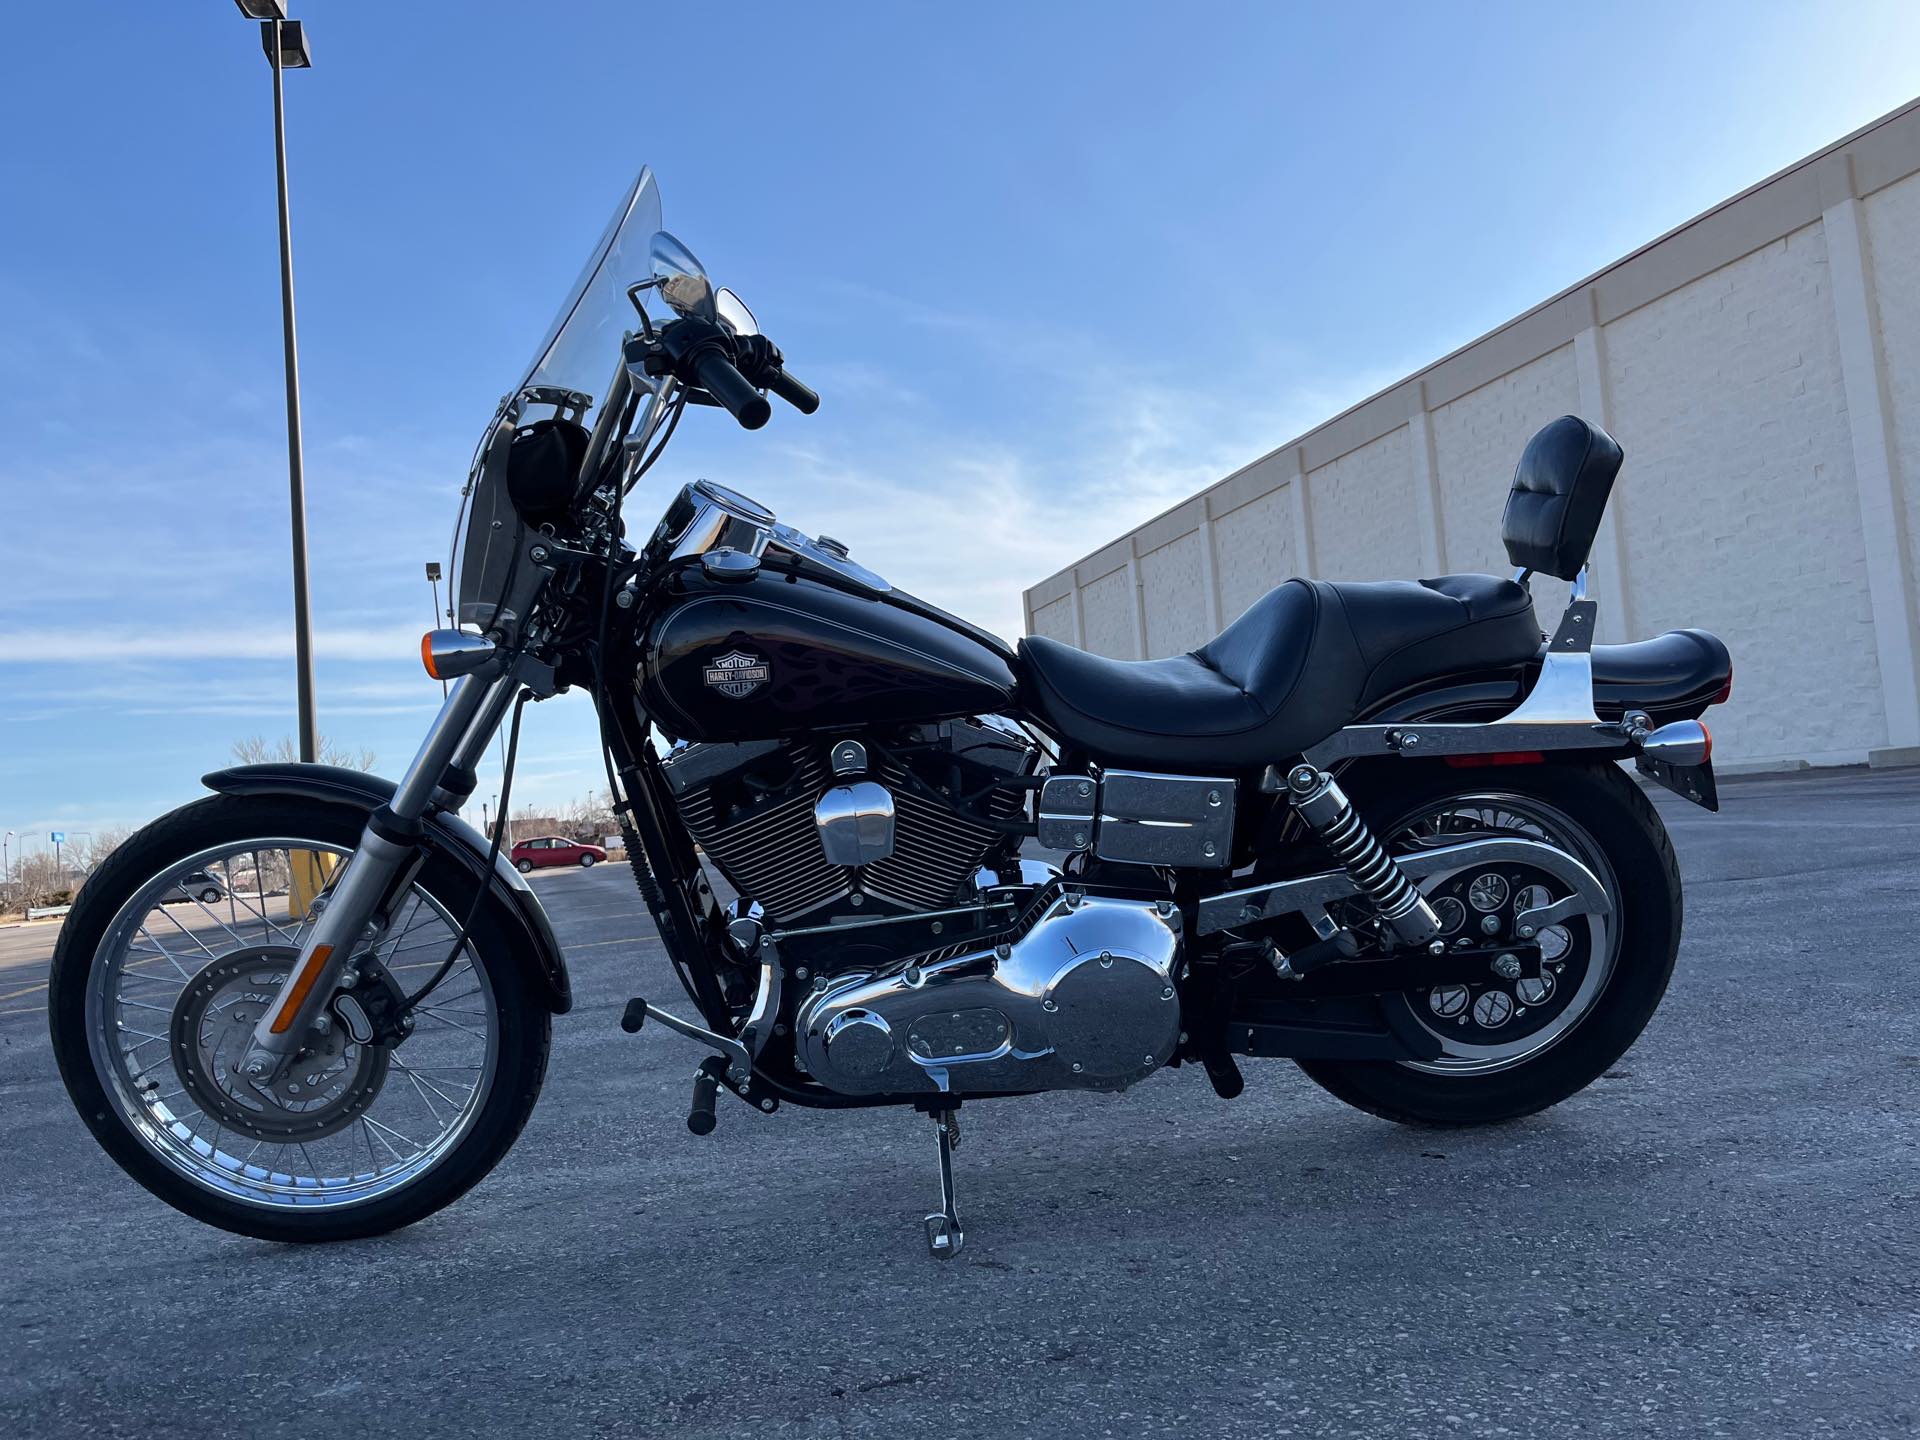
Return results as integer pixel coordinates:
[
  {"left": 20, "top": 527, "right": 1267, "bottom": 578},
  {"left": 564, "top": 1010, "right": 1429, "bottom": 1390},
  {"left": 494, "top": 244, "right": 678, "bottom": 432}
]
[{"left": 50, "top": 169, "right": 1732, "bottom": 1256}]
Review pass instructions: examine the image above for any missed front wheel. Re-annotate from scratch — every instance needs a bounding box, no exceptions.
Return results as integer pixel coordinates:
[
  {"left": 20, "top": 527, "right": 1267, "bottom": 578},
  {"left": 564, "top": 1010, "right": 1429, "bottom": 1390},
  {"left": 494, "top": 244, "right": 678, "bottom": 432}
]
[
  {"left": 1294, "top": 762, "right": 1681, "bottom": 1127},
  {"left": 578, "top": 853, "right": 597, "bottom": 868},
  {"left": 515, "top": 858, "right": 534, "bottom": 874},
  {"left": 49, "top": 793, "right": 551, "bottom": 1242}
]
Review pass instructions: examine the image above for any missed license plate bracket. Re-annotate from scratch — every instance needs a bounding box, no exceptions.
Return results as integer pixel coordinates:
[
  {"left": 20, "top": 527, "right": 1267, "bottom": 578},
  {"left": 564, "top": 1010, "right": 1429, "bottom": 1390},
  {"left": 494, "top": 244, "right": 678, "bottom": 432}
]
[{"left": 1636, "top": 753, "right": 1719, "bottom": 811}]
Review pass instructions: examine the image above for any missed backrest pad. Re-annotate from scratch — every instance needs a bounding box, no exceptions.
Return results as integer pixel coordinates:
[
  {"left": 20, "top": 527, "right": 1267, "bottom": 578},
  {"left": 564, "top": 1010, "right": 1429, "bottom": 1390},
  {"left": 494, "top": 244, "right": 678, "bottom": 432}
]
[{"left": 1500, "top": 415, "right": 1623, "bottom": 580}]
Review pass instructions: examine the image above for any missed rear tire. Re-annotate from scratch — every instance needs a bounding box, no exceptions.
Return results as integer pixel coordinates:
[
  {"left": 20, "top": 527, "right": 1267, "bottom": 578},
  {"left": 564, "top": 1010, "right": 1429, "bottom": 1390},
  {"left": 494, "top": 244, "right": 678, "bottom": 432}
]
[{"left": 1293, "top": 762, "right": 1680, "bottom": 1128}]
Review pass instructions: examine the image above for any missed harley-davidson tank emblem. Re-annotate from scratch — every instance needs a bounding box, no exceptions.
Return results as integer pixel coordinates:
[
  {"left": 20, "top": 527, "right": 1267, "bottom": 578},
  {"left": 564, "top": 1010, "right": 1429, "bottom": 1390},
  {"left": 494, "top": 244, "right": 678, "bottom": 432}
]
[{"left": 703, "top": 650, "right": 771, "bottom": 699}]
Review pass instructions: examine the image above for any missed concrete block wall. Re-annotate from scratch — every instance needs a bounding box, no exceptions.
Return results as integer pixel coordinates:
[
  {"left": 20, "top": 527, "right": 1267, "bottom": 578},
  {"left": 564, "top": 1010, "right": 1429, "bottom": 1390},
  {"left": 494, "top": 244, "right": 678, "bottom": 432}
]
[{"left": 1024, "top": 100, "right": 1920, "bottom": 770}]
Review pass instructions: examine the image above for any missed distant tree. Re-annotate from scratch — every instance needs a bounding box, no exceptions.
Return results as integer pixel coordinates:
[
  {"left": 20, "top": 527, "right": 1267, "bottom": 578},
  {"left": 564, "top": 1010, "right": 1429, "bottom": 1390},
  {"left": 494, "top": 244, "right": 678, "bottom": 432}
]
[
  {"left": 77, "top": 827, "right": 132, "bottom": 873},
  {"left": 560, "top": 791, "right": 619, "bottom": 842},
  {"left": 16, "top": 851, "right": 71, "bottom": 909},
  {"left": 232, "top": 734, "right": 377, "bottom": 771}
]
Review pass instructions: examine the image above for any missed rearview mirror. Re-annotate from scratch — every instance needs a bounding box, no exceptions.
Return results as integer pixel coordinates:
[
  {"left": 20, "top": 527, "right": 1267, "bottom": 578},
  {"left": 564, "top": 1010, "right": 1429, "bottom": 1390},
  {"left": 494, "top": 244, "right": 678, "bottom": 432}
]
[
  {"left": 715, "top": 287, "right": 758, "bottom": 337},
  {"left": 649, "top": 231, "right": 716, "bottom": 323}
]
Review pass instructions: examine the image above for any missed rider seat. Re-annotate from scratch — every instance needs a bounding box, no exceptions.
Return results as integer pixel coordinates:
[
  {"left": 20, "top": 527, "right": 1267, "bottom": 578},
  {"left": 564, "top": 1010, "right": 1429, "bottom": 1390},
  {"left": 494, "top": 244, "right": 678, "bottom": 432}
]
[
  {"left": 1018, "top": 573, "right": 1542, "bottom": 770},
  {"left": 1019, "top": 415, "right": 1625, "bottom": 772}
]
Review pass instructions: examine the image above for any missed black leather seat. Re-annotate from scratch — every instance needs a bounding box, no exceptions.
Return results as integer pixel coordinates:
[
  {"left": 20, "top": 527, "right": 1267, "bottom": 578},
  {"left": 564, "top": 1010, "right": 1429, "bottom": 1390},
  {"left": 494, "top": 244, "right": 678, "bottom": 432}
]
[{"left": 1019, "top": 574, "right": 1541, "bottom": 770}]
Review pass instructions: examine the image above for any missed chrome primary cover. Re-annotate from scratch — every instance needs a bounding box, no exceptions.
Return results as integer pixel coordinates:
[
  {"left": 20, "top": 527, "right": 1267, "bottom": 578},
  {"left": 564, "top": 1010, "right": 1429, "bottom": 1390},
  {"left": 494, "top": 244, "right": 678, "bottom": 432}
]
[{"left": 794, "top": 894, "right": 1182, "bottom": 1096}]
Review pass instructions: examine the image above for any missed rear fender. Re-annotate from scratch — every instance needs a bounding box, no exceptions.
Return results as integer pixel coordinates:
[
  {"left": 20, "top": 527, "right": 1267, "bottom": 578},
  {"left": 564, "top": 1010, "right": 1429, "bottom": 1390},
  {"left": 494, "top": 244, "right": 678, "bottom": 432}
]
[{"left": 201, "top": 763, "right": 572, "bottom": 1015}]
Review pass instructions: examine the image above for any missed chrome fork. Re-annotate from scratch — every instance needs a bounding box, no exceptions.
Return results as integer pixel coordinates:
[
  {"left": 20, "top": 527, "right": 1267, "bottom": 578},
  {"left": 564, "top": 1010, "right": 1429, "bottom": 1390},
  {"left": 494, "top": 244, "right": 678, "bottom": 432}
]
[{"left": 237, "top": 665, "right": 514, "bottom": 1077}]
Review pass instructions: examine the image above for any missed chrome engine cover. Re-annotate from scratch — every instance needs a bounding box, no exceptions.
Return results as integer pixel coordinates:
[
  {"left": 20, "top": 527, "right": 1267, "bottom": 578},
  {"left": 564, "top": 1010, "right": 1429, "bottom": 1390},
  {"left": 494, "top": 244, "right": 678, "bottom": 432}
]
[{"left": 794, "top": 894, "right": 1182, "bottom": 1096}]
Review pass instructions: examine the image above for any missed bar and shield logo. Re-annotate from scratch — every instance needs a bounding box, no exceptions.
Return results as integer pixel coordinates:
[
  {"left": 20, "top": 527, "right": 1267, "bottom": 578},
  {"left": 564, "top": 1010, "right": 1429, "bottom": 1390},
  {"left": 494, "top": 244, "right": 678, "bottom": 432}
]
[{"left": 703, "top": 649, "right": 771, "bottom": 699}]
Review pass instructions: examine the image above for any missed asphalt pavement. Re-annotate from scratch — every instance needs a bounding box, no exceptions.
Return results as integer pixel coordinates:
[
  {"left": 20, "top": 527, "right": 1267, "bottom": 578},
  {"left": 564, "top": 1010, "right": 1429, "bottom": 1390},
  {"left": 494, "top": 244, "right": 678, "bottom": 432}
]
[{"left": 2, "top": 767, "right": 1917, "bottom": 1439}]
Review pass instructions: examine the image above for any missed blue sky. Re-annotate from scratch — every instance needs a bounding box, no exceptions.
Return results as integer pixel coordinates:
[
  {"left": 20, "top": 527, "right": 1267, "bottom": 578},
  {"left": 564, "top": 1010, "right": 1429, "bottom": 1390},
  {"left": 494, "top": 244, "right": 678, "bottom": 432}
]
[{"left": 3, "top": 1, "right": 1918, "bottom": 849}]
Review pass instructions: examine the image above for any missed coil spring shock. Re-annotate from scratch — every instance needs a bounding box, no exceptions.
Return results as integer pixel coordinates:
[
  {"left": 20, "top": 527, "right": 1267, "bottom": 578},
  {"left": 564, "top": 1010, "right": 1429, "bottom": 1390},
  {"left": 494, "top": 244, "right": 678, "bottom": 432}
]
[{"left": 1285, "top": 765, "right": 1441, "bottom": 947}]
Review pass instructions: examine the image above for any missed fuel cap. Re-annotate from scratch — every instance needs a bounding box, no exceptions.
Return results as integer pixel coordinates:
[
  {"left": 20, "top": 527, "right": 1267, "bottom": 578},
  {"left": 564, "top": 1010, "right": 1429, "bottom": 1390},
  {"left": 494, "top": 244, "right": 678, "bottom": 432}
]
[{"left": 701, "top": 547, "right": 760, "bottom": 582}]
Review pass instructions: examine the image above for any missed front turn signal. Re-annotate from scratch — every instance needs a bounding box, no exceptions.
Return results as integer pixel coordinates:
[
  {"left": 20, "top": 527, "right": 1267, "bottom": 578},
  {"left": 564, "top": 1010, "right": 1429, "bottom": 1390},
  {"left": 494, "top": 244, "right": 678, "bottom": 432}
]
[{"left": 420, "top": 629, "right": 499, "bottom": 681}]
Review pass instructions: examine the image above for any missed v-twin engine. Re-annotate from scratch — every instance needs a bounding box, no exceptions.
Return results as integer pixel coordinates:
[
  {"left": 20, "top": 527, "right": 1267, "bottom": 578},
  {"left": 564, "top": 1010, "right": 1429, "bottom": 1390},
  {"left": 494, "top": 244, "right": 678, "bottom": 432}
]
[{"left": 794, "top": 892, "right": 1183, "bottom": 1097}]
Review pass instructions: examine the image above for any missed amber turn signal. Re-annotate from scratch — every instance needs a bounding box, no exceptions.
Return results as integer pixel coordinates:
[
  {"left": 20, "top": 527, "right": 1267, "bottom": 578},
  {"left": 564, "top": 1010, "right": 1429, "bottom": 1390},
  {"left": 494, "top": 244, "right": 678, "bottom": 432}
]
[{"left": 419, "top": 629, "right": 500, "bottom": 681}]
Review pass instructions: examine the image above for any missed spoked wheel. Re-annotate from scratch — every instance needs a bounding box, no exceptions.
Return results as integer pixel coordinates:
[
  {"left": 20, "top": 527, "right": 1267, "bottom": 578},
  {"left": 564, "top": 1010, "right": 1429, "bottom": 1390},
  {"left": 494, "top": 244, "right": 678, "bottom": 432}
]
[
  {"left": 50, "top": 794, "right": 550, "bottom": 1242},
  {"left": 1294, "top": 762, "right": 1680, "bottom": 1127}
]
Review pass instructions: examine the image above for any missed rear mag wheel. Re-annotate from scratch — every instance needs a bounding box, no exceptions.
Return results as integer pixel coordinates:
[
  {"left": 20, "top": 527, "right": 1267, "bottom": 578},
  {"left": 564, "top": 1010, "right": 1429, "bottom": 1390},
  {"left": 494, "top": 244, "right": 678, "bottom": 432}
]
[{"left": 1293, "top": 762, "right": 1681, "bottom": 1127}]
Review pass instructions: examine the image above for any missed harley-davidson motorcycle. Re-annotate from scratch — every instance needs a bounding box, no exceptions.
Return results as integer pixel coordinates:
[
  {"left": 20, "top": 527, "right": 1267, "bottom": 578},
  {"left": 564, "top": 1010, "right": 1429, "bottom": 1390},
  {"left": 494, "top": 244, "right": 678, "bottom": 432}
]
[{"left": 51, "top": 169, "right": 1733, "bottom": 1256}]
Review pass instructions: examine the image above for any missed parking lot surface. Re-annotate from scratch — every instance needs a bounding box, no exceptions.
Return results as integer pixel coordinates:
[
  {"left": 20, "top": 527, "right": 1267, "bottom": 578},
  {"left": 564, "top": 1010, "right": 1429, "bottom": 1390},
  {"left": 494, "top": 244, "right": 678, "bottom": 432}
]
[{"left": 2, "top": 768, "right": 1917, "bottom": 1438}]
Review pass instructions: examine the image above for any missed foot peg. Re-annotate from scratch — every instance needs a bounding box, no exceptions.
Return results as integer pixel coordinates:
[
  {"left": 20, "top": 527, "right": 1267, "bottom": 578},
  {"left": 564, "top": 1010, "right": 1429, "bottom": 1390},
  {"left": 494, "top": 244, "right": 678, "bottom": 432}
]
[
  {"left": 923, "top": 1106, "right": 965, "bottom": 1259},
  {"left": 1272, "top": 927, "right": 1363, "bottom": 980},
  {"left": 686, "top": 1056, "right": 725, "bottom": 1136}
]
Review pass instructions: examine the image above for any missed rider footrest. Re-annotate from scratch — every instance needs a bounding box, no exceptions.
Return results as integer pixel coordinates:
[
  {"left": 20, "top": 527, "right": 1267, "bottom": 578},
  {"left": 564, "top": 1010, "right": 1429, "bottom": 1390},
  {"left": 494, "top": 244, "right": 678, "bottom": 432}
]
[
  {"left": 620, "top": 997, "right": 648, "bottom": 1034},
  {"left": 1274, "top": 929, "right": 1362, "bottom": 980},
  {"left": 687, "top": 1056, "right": 726, "bottom": 1135}
]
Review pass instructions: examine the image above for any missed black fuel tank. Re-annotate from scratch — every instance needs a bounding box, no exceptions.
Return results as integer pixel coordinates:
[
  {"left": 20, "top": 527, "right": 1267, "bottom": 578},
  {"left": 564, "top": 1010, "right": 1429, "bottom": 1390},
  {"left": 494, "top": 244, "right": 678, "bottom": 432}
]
[{"left": 636, "top": 564, "right": 1018, "bottom": 742}]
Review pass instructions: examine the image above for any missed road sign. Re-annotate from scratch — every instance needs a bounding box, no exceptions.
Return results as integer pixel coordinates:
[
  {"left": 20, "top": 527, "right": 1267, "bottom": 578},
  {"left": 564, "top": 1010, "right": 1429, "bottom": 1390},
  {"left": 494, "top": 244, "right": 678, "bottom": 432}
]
[{"left": 50, "top": 831, "right": 65, "bottom": 845}]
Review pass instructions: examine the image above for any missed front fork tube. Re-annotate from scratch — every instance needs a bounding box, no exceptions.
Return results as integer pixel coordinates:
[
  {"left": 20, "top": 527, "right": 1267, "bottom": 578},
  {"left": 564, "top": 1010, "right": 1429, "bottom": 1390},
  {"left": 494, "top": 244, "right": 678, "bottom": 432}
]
[{"left": 242, "top": 668, "right": 512, "bottom": 1069}]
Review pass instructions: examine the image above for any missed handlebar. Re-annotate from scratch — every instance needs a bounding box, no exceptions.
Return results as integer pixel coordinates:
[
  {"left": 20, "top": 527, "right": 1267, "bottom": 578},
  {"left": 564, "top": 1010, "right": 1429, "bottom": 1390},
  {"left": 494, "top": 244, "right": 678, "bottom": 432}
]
[
  {"left": 762, "top": 365, "right": 820, "bottom": 415},
  {"left": 651, "top": 319, "right": 817, "bottom": 429},
  {"left": 691, "top": 348, "right": 772, "bottom": 430}
]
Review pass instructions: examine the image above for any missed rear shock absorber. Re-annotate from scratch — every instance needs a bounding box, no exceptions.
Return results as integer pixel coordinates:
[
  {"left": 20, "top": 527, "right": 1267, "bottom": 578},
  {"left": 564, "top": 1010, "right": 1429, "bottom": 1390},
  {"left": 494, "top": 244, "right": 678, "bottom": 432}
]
[{"left": 1284, "top": 764, "right": 1441, "bottom": 948}]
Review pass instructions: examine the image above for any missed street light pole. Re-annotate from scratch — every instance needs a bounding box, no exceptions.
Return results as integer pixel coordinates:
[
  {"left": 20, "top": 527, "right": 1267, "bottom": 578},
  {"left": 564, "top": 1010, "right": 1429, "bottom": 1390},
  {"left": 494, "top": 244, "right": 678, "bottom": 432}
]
[
  {"left": 270, "top": 17, "right": 317, "bottom": 763},
  {"left": 237, "top": 3, "right": 318, "bottom": 763},
  {"left": 425, "top": 562, "right": 447, "bottom": 697}
]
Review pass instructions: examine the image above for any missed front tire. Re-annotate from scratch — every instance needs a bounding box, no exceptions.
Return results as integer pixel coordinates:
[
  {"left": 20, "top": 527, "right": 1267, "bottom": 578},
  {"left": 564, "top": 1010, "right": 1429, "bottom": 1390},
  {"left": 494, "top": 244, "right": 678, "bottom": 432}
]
[
  {"left": 49, "top": 793, "right": 552, "bottom": 1242},
  {"left": 516, "top": 858, "right": 534, "bottom": 874},
  {"left": 1294, "top": 762, "right": 1680, "bottom": 1128},
  {"left": 578, "top": 853, "right": 597, "bottom": 868}
]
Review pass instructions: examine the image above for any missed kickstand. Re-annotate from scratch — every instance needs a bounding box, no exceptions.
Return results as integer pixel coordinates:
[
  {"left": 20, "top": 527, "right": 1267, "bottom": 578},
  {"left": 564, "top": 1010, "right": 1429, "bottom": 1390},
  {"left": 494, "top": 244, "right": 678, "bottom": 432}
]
[{"left": 923, "top": 1105, "right": 964, "bottom": 1259}]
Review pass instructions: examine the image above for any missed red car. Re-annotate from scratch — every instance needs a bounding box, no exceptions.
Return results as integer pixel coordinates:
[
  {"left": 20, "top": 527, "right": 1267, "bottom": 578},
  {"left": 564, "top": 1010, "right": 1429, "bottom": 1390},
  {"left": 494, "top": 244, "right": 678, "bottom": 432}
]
[{"left": 510, "top": 835, "right": 607, "bottom": 872}]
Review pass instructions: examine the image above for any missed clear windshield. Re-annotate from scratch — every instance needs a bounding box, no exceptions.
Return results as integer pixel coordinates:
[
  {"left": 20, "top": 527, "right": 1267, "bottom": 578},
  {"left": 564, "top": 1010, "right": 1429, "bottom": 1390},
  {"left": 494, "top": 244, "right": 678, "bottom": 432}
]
[
  {"left": 516, "top": 166, "right": 664, "bottom": 425},
  {"left": 448, "top": 168, "right": 664, "bottom": 629}
]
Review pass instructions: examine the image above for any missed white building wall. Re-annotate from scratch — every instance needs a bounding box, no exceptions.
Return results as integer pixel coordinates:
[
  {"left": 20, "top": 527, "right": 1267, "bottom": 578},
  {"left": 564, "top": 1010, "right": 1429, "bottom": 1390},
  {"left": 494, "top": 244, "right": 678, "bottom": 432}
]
[
  {"left": 1306, "top": 427, "right": 1418, "bottom": 582},
  {"left": 1431, "top": 347, "right": 1581, "bottom": 580},
  {"left": 1865, "top": 171, "right": 1920, "bottom": 651},
  {"left": 1214, "top": 481, "right": 1297, "bottom": 624},
  {"left": 1604, "top": 222, "right": 1882, "bottom": 762},
  {"left": 1023, "top": 100, "right": 1920, "bottom": 770}
]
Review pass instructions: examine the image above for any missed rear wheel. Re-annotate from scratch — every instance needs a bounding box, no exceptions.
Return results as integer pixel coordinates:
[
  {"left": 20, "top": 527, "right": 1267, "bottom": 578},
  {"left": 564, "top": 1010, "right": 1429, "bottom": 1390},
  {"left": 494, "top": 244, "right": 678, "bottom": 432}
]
[
  {"left": 1294, "top": 762, "right": 1680, "bottom": 1127},
  {"left": 49, "top": 794, "right": 551, "bottom": 1242}
]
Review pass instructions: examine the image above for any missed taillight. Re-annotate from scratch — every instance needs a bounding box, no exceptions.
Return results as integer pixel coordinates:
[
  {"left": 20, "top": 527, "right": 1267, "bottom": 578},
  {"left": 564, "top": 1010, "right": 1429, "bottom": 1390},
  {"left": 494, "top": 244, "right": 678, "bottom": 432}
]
[{"left": 1712, "top": 659, "right": 1733, "bottom": 706}]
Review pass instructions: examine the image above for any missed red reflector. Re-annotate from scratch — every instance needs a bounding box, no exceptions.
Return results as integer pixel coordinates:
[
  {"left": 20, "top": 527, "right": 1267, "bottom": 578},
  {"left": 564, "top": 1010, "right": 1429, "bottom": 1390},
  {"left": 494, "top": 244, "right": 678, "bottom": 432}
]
[
  {"left": 1444, "top": 751, "right": 1546, "bottom": 768},
  {"left": 1712, "top": 660, "right": 1734, "bottom": 706}
]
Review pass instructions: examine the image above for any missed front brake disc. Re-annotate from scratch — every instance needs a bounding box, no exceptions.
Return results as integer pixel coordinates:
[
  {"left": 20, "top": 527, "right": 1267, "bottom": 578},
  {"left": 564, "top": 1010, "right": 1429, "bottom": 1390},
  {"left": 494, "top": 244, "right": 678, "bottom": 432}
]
[{"left": 169, "top": 946, "right": 388, "bottom": 1142}]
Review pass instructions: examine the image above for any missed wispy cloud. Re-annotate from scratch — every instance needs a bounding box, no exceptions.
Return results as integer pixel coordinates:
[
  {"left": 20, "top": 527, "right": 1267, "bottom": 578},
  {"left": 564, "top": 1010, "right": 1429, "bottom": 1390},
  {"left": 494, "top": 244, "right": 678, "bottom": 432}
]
[{"left": 0, "top": 624, "right": 426, "bottom": 665}]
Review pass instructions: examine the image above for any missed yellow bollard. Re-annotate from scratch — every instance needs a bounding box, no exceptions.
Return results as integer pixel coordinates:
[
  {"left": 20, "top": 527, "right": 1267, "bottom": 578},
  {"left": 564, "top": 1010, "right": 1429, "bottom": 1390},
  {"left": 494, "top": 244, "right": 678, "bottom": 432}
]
[{"left": 288, "top": 849, "right": 338, "bottom": 922}]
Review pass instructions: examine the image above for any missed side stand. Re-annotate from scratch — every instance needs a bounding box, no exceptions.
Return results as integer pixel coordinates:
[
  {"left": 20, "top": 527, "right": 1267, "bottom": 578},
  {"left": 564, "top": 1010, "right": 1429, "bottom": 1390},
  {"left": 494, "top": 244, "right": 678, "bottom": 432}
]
[{"left": 923, "top": 1105, "right": 964, "bottom": 1259}]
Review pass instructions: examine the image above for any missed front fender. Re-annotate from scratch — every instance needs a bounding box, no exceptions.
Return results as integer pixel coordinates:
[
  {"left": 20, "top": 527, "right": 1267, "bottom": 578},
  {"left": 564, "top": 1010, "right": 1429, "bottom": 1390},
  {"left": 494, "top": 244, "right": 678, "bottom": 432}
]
[{"left": 201, "top": 763, "right": 573, "bottom": 1015}]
